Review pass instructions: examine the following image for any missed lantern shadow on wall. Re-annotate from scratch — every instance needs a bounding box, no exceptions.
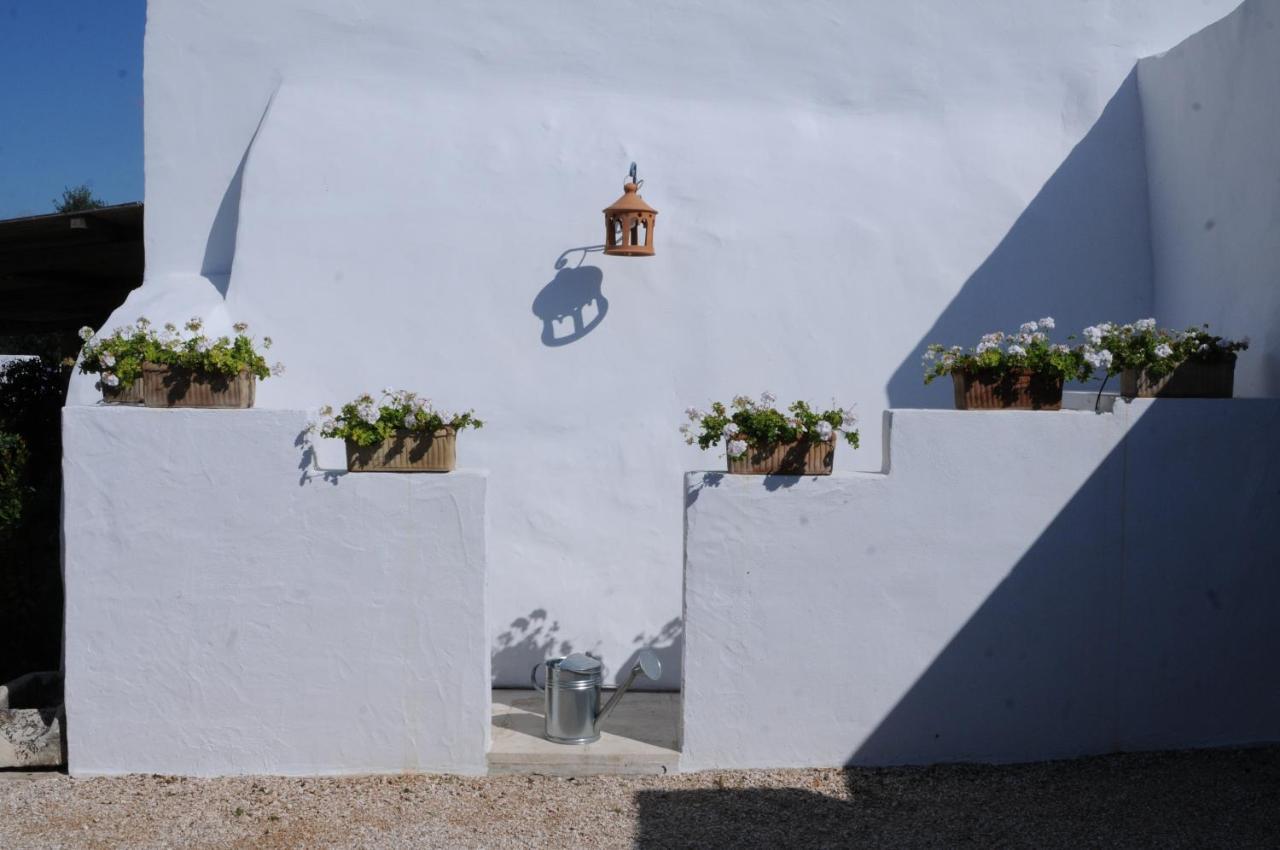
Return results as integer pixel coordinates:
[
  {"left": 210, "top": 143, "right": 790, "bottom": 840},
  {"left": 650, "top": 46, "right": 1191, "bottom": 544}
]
[
  {"left": 531, "top": 246, "right": 609, "bottom": 347},
  {"left": 529, "top": 164, "right": 658, "bottom": 347}
]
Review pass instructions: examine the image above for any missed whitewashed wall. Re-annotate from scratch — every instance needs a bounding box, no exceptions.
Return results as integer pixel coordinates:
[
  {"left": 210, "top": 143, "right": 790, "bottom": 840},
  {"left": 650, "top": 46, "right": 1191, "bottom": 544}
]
[
  {"left": 72, "top": 1, "right": 1242, "bottom": 686},
  {"left": 63, "top": 408, "right": 490, "bottom": 776},
  {"left": 1139, "top": 0, "right": 1280, "bottom": 397},
  {"left": 682, "top": 399, "right": 1280, "bottom": 769}
]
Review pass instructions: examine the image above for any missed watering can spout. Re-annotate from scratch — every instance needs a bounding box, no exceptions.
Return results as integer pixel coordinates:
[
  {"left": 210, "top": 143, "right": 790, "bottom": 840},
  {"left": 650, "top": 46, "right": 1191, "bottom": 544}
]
[{"left": 593, "top": 650, "right": 661, "bottom": 733}]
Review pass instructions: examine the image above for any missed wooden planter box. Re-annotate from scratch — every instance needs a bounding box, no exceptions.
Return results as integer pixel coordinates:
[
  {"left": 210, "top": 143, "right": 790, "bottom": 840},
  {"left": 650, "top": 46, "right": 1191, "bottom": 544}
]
[
  {"left": 952, "top": 369, "right": 1063, "bottom": 410},
  {"left": 142, "top": 364, "right": 255, "bottom": 408},
  {"left": 1120, "top": 358, "right": 1235, "bottom": 399},
  {"left": 346, "top": 428, "right": 456, "bottom": 472},
  {"left": 101, "top": 381, "right": 144, "bottom": 405},
  {"left": 727, "top": 439, "right": 835, "bottom": 475}
]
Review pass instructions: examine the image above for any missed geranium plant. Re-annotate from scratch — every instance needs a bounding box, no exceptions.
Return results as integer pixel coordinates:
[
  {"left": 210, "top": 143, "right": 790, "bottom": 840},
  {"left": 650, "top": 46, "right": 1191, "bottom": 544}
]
[
  {"left": 681, "top": 392, "right": 859, "bottom": 459},
  {"left": 318, "top": 389, "right": 483, "bottom": 447},
  {"left": 922, "top": 318, "right": 1091, "bottom": 385},
  {"left": 1080, "top": 319, "right": 1248, "bottom": 378},
  {"left": 78, "top": 317, "right": 281, "bottom": 390}
]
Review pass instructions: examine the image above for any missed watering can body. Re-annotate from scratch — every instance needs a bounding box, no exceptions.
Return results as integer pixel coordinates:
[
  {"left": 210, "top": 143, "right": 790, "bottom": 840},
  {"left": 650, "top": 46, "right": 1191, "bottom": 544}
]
[{"left": 531, "top": 651, "right": 661, "bottom": 744}]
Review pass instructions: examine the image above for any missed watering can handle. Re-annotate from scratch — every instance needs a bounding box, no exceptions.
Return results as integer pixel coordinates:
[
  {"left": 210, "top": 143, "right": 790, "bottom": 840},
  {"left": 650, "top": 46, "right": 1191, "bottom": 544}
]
[{"left": 530, "top": 662, "right": 546, "bottom": 692}]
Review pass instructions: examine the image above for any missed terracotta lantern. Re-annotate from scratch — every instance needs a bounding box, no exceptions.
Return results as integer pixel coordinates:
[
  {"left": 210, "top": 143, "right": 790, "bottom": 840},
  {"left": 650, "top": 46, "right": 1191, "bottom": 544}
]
[{"left": 603, "top": 164, "right": 657, "bottom": 257}]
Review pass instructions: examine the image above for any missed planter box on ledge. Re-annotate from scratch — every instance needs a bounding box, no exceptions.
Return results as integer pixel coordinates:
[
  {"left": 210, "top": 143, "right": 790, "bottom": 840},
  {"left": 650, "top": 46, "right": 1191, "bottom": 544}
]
[
  {"left": 952, "top": 369, "right": 1063, "bottom": 410},
  {"left": 346, "top": 428, "right": 456, "bottom": 472},
  {"left": 1120, "top": 358, "right": 1235, "bottom": 398},
  {"left": 142, "top": 364, "right": 256, "bottom": 408},
  {"left": 101, "top": 382, "right": 144, "bottom": 405},
  {"left": 727, "top": 440, "right": 834, "bottom": 475}
]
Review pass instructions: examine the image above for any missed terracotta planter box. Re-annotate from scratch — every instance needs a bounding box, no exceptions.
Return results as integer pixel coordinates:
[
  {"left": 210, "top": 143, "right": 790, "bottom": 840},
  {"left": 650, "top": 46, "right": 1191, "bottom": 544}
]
[
  {"left": 727, "top": 440, "right": 835, "bottom": 475},
  {"left": 952, "top": 369, "right": 1063, "bottom": 410},
  {"left": 1120, "top": 358, "right": 1235, "bottom": 399},
  {"left": 101, "top": 381, "right": 144, "bottom": 405},
  {"left": 346, "top": 428, "right": 456, "bottom": 472},
  {"left": 142, "top": 364, "right": 255, "bottom": 408}
]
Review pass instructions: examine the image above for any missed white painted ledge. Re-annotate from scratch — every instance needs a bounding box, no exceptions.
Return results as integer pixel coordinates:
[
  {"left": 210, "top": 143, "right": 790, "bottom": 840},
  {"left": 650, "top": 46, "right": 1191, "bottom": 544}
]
[
  {"left": 62, "top": 406, "right": 489, "bottom": 776},
  {"left": 682, "top": 399, "right": 1280, "bottom": 770}
]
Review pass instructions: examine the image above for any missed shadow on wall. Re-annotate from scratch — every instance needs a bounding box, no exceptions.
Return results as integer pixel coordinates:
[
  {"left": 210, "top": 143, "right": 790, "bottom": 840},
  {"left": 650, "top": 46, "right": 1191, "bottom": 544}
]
[
  {"left": 641, "top": 400, "right": 1280, "bottom": 845},
  {"left": 531, "top": 246, "right": 609, "bottom": 346},
  {"left": 887, "top": 69, "right": 1154, "bottom": 409},
  {"left": 491, "top": 609, "right": 684, "bottom": 690},
  {"left": 850, "top": 399, "right": 1280, "bottom": 767},
  {"left": 201, "top": 89, "right": 278, "bottom": 299}
]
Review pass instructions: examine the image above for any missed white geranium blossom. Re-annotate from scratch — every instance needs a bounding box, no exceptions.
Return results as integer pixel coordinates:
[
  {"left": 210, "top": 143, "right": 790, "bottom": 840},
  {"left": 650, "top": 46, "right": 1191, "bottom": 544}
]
[
  {"left": 1020, "top": 321, "right": 1038, "bottom": 334},
  {"left": 1154, "top": 343, "right": 1173, "bottom": 358},
  {"left": 723, "top": 422, "right": 740, "bottom": 437},
  {"left": 841, "top": 408, "right": 858, "bottom": 429},
  {"left": 759, "top": 391, "right": 777, "bottom": 408},
  {"left": 685, "top": 407, "right": 702, "bottom": 422},
  {"left": 102, "top": 372, "right": 120, "bottom": 387},
  {"left": 403, "top": 413, "right": 418, "bottom": 429},
  {"left": 79, "top": 326, "right": 95, "bottom": 341},
  {"left": 357, "top": 402, "right": 377, "bottom": 424},
  {"left": 726, "top": 439, "right": 748, "bottom": 458},
  {"left": 100, "top": 352, "right": 116, "bottom": 368},
  {"left": 1007, "top": 344, "right": 1026, "bottom": 357},
  {"left": 1038, "top": 317, "right": 1056, "bottom": 330},
  {"left": 1084, "top": 348, "right": 1113, "bottom": 370},
  {"left": 976, "top": 341, "right": 999, "bottom": 354},
  {"left": 815, "top": 420, "right": 834, "bottom": 441},
  {"left": 1083, "top": 326, "right": 1104, "bottom": 345},
  {"left": 1134, "top": 318, "right": 1157, "bottom": 331}
]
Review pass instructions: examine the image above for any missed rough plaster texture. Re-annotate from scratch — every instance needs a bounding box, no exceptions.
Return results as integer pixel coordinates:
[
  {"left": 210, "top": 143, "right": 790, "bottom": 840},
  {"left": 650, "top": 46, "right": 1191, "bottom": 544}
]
[
  {"left": 682, "top": 400, "right": 1280, "bottom": 769},
  {"left": 62, "top": 407, "right": 489, "bottom": 777},
  {"left": 1138, "top": 0, "right": 1280, "bottom": 397},
  {"left": 68, "top": 1, "right": 1246, "bottom": 687}
]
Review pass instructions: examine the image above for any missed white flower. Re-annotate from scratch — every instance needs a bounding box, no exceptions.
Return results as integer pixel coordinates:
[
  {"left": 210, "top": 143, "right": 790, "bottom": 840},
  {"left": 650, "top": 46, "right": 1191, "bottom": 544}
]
[
  {"left": 1051, "top": 344, "right": 1069, "bottom": 354},
  {"left": 678, "top": 423, "right": 691, "bottom": 435},
  {"left": 196, "top": 337, "right": 212, "bottom": 353},
  {"left": 271, "top": 362, "right": 285, "bottom": 376},
  {"left": 976, "top": 341, "right": 999, "bottom": 354},
  {"left": 78, "top": 326, "right": 95, "bottom": 341},
  {"left": 726, "top": 439, "right": 748, "bottom": 458},
  {"left": 1134, "top": 318, "right": 1157, "bottom": 332},
  {"left": 382, "top": 386, "right": 395, "bottom": 396},
  {"left": 1154, "top": 343, "right": 1173, "bottom": 359},
  {"left": 404, "top": 413, "right": 418, "bottom": 429},
  {"left": 841, "top": 408, "right": 858, "bottom": 429},
  {"left": 1020, "top": 321, "right": 1038, "bottom": 334},
  {"left": 815, "top": 421, "right": 834, "bottom": 441},
  {"left": 723, "top": 423, "right": 740, "bottom": 437},
  {"left": 759, "top": 391, "right": 776, "bottom": 408},
  {"left": 357, "top": 402, "right": 377, "bottom": 423},
  {"left": 1038, "top": 317, "right": 1056, "bottom": 330},
  {"left": 321, "top": 418, "right": 336, "bottom": 432},
  {"left": 685, "top": 407, "right": 702, "bottom": 422},
  {"left": 102, "top": 372, "right": 120, "bottom": 388},
  {"left": 1007, "top": 344, "right": 1026, "bottom": 357},
  {"left": 100, "top": 352, "right": 116, "bottom": 368},
  {"left": 1083, "top": 326, "right": 1104, "bottom": 345},
  {"left": 922, "top": 350, "right": 936, "bottom": 363},
  {"left": 1084, "top": 348, "right": 1114, "bottom": 370}
]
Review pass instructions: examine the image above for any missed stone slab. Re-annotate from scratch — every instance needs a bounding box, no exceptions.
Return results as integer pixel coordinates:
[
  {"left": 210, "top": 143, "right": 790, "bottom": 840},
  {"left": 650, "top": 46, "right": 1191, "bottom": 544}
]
[{"left": 488, "top": 690, "right": 679, "bottom": 776}]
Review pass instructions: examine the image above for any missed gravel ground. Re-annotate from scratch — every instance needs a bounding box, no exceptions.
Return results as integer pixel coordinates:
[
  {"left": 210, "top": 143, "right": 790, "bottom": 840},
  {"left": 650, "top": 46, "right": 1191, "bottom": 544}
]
[{"left": 1, "top": 746, "right": 1277, "bottom": 849}]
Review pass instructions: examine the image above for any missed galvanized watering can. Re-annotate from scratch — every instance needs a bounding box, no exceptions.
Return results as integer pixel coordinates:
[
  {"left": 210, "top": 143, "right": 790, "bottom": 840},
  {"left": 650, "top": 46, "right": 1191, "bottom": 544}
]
[{"left": 530, "top": 651, "right": 661, "bottom": 744}]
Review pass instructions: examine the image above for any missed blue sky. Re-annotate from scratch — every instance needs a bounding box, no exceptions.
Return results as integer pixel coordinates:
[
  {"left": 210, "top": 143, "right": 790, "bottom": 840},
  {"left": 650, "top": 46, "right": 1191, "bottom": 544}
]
[{"left": 0, "top": 1, "right": 144, "bottom": 219}]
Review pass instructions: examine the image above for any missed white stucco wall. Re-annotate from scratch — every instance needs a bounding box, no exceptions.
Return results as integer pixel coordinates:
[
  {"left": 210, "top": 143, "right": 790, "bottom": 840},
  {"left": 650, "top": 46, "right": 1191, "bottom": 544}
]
[
  {"left": 682, "top": 400, "right": 1280, "bottom": 769},
  {"left": 1138, "top": 0, "right": 1280, "bottom": 397},
  {"left": 62, "top": 407, "right": 489, "bottom": 776},
  {"left": 74, "top": 0, "right": 1243, "bottom": 686}
]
